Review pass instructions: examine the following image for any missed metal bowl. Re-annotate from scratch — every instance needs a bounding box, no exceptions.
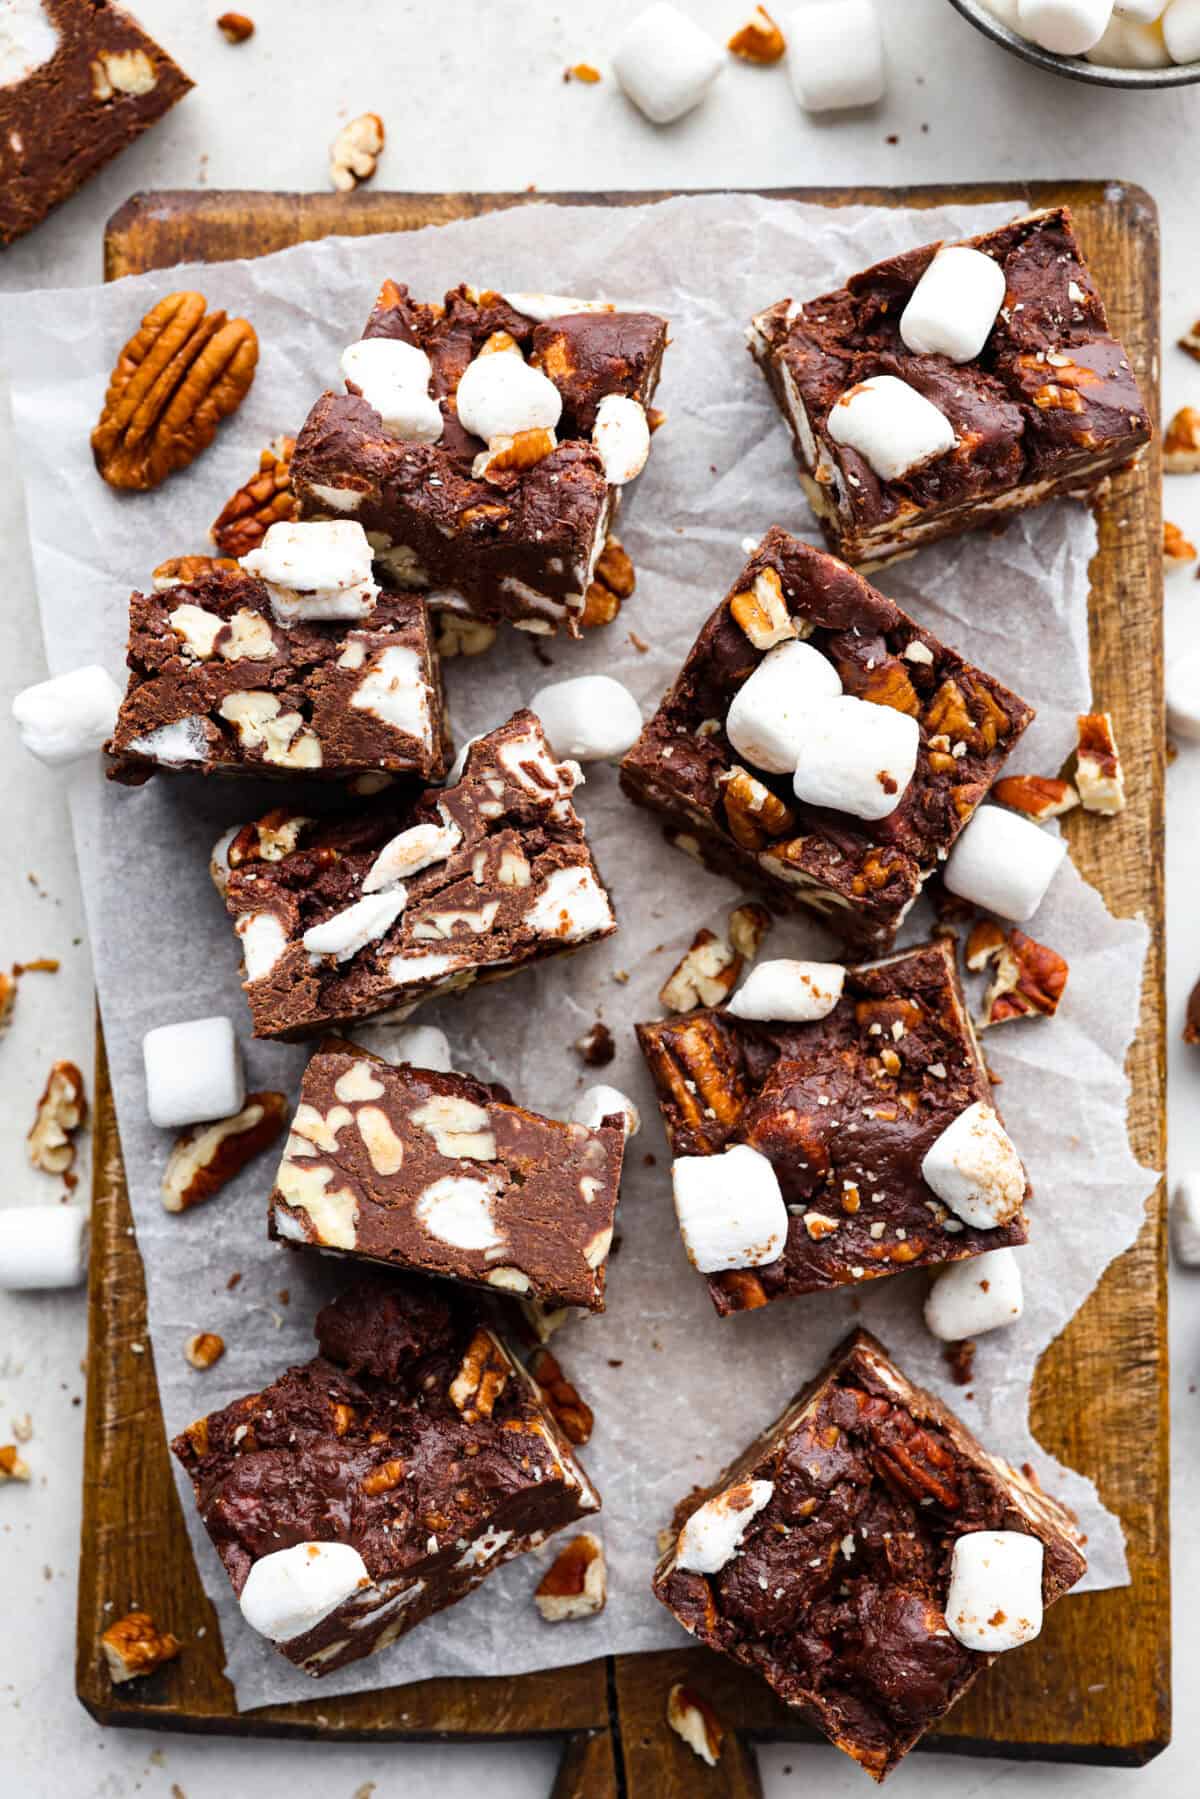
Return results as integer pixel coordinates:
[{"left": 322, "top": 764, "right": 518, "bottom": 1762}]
[{"left": 946, "top": 0, "right": 1200, "bottom": 88}]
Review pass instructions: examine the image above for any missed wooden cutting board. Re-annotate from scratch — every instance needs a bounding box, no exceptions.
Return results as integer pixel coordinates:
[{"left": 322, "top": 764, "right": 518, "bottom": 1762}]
[{"left": 77, "top": 183, "right": 1168, "bottom": 1794}]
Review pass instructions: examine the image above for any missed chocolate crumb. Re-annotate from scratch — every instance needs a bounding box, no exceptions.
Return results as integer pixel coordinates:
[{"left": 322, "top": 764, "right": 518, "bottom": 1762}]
[
  {"left": 943, "top": 1339, "right": 976, "bottom": 1386},
  {"left": 575, "top": 1020, "right": 615, "bottom": 1067}
]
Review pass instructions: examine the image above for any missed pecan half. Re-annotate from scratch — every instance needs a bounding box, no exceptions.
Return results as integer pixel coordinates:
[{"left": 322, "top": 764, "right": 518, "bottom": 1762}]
[
  {"left": 449, "top": 1327, "right": 509, "bottom": 1421},
  {"left": 667, "top": 1682, "right": 725, "bottom": 1766},
  {"left": 530, "top": 1348, "right": 594, "bottom": 1445},
  {"left": 638, "top": 1014, "right": 746, "bottom": 1152},
  {"left": 970, "top": 926, "right": 1069, "bottom": 1026},
  {"left": 330, "top": 113, "right": 385, "bottom": 191},
  {"left": 534, "top": 1532, "right": 606, "bottom": 1620},
  {"left": 101, "top": 1612, "right": 181, "bottom": 1684},
  {"left": 28, "top": 1061, "right": 87, "bottom": 1176},
  {"left": 659, "top": 928, "right": 742, "bottom": 1012},
  {"left": 1165, "top": 405, "right": 1200, "bottom": 473},
  {"left": 1165, "top": 519, "right": 1198, "bottom": 570},
  {"left": 162, "top": 1093, "right": 287, "bottom": 1212},
  {"left": 92, "top": 292, "right": 258, "bottom": 492},
  {"left": 153, "top": 553, "right": 240, "bottom": 590},
  {"left": 722, "top": 764, "right": 795, "bottom": 849},
  {"left": 210, "top": 435, "right": 298, "bottom": 557},
  {"left": 860, "top": 1396, "right": 961, "bottom": 1509},
  {"left": 991, "top": 773, "right": 1079, "bottom": 822},
  {"left": 727, "top": 6, "right": 786, "bottom": 62},
  {"left": 1076, "top": 712, "right": 1126, "bottom": 815}
]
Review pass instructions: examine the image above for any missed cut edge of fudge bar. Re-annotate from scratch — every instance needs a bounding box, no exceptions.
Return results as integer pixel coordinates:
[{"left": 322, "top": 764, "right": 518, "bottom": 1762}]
[
  {"left": 620, "top": 526, "right": 1034, "bottom": 952},
  {"left": 749, "top": 207, "right": 1151, "bottom": 571},
  {"left": 171, "top": 1276, "right": 600, "bottom": 1677},
  {"left": 268, "top": 1039, "right": 626, "bottom": 1311},
  {"left": 652, "top": 1326, "right": 1086, "bottom": 1780}
]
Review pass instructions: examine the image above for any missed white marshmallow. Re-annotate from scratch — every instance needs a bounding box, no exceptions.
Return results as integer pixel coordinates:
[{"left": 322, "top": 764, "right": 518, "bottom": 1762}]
[
  {"left": 945, "top": 1531, "right": 1044, "bottom": 1653},
  {"left": 1114, "top": 0, "right": 1167, "bottom": 19},
  {"left": 531, "top": 675, "right": 642, "bottom": 763},
  {"left": 672, "top": 1143, "right": 787, "bottom": 1273},
  {"left": 503, "top": 293, "right": 615, "bottom": 322},
  {"left": 455, "top": 352, "right": 562, "bottom": 444},
  {"left": 143, "top": 1016, "right": 245, "bottom": 1130},
  {"left": 675, "top": 1479, "right": 775, "bottom": 1574},
  {"left": 0, "top": 1, "right": 60, "bottom": 87},
  {"left": 921, "top": 1102, "right": 1026, "bottom": 1230},
  {"left": 791, "top": 695, "right": 920, "bottom": 822},
  {"left": 363, "top": 816, "right": 462, "bottom": 893},
  {"left": 126, "top": 716, "right": 210, "bottom": 766},
  {"left": 415, "top": 1174, "right": 503, "bottom": 1250},
  {"left": 725, "top": 640, "right": 843, "bottom": 775},
  {"left": 785, "top": 0, "right": 886, "bottom": 111},
  {"left": 612, "top": 2, "right": 724, "bottom": 124},
  {"left": 237, "top": 911, "right": 288, "bottom": 983},
  {"left": 1171, "top": 1174, "right": 1200, "bottom": 1266},
  {"left": 352, "top": 1023, "right": 454, "bottom": 1072},
  {"left": 571, "top": 1084, "right": 641, "bottom": 1138},
  {"left": 240, "top": 520, "right": 380, "bottom": 626},
  {"left": 445, "top": 733, "right": 482, "bottom": 786},
  {"left": 340, "top": 337, "right": 443, "bottom": 442},
  {"left": 239, "top": 1542, "right": 371, "bottom": 1643},
  {"left": 924, "top": 1247, "right": 1025, "bottom": 1341},
  {"left": 12, "top": 665, "right": 123, "bottom": 767},
  {"left": 0, "top": 1206, "right": 89, "bottom": 1290},
  {"left": 1017, "top": 0, "right": 1114, "bottom": 55},
  {"left": 726, "top": 959, "right": 846, "bottom": 1024},
  {"left": 1167, "top": 645, "right": 1200, "bottom": 740},
  {"left": 1164, "top": 0, "right": 1200, "bottom": 61},
  {"left": 350, "top": 645, "right": 431, "bottom": 743},
  {"left": 527, "top": 865, "right": 614, "bottom": 942},
  {"left": 900, "top": 246, "right": 1007, "bottom": 364},
  {"left": 591, "top": 395, "right": 650, "bottom": 485},
  {"left": 303, "top": 889, "right": 408, "bottom": 962},
  {"left": 943, "top": 804, "right": 1067, "bottom": 922},
  {"left": 1086, "top": 14, "right": 1172, "bottom": 58},
  {"left": 827, "top": 375, "right": 956, "bottom": 482}
]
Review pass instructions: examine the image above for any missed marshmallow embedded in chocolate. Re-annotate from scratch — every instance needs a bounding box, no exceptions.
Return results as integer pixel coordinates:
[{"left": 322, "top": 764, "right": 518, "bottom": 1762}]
[
  {"left": 900, "top": 245, "right": 1006, "bottom": 364},
  {"left": 827, "top": 374, "right": 956, "bottom": 482},
  {"left": 675, "top": 1478, "right": 775, "bottom": 1574},
  {"left": 945, "top": 1529, "right": 1044, "bottom": 1653}
]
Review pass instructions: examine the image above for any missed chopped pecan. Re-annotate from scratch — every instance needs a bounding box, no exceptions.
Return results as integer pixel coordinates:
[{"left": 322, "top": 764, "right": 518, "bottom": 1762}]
[
  {"left": 1180, "top": 318, "right": 1200, "bottom": 362},
  {"left": 184, "top": 1332, "right": 225, "bottom": 1370},
  {"left": 217, "top": 12, "right": 255, "bottom": 41},
  {"left": 435, "top": 613, "right": 498, "bottom": 658},
  {"left": 712, "top": 1269, "right": 769, "bottom": 1309},
  {"left": 479, "top": 426, "right": 557, "bottom": 478},
  {"left": 449, "top": 1328, "right": 509, "bottom": 1421},
  {"left": 1165, "top": 518, "right": 1198, "bottom": 569},
  {"left": 210, "top": 434, "right": 298, "bottom": 557},
  {"left": 0, "top": 971, "right": 15, "bottom": 1031},
  {"left": 925, "top": 675, "right": 1010, "bottom": 754},
  {"left": 530, "top": 1348, "right": 593, "bottom": 1445},
  {"left": 330, "top": 112, "right": 385, "bottom": 191},
  {"left": 574, "top": 1020, "right": 615, "bottom": 1067},
  {"left": 28, "top": 1061, "right": 86, "bottom": 1176},
  {"left": 991, "top": 773, "right": 1079, "bottom": 822},
  {"left": 582, "top": 533, "right": 636, "bottom": 629},
  {"left": 0, "top": 1444, "right": 31, "bottom": 1483},
  {"left": 667, "top": 1682, "right": 725, "bottom": 1767},
  {"left": 859, "top": 1395, "right": 961, "bottom": 1509},
  {"left": 639, "top": 1013, "right": 746, "bottom": 1151},
  {"left": 850, "top": 655, "right": 920, "bottom": 717},
  {"left": 361, "top": 1457, "right": 405, "bottom": 1496},
  {"left": 534, "top": 1531, "right": 606, "bottom": 1620},
  {"left": 727, "top": 5, "right": 786, "bottom": 62},
  {"left": 153, "top": 553, "right": 240, "bottom": 590},
  {"left": 1075, "top": 712, "right": 1125, "bottom": 815},
  {"left": 564, "top": 62, "right": 602, "bottom": 83},
  {"left": 659, "top": 928, "right": 742, "bottom": 1012},
  {"left": 1165, "top": 406, "right": 1200, "bottom": 473},
  {"left": 162, "top": 1092, "right": 288, "bottom": 1212},
  {"left": 722, "top": 764, "right": 795, "bottom": 849},
  {"left": 92, "top": 292, "right": 258, "bottom": 492},
  {"left": 964, "top": 919, "right": 1007, "bottom": 972},
  {"left": 970, "top": 926, "right": 1069, "bottom": 1026},
  {"left": 729, "top": 564, "right": 796, "bottom": 650},
  {"left": 728, "top": 901, "right": 772, "bottom": 961},
  {"left": 228, "top": 809, "right": 311, "bottom": 867},
  {"left": 101, "top": 1611, "right": 181, "bottom": 1684}
]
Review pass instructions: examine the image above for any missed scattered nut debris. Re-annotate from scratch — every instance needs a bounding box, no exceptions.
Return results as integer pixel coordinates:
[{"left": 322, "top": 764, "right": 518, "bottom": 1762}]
[
  {"left": 564, "top": 62, "right": 602, "bottom": 83},
  {"left": 1179, "top": 318, "right": 1200, "bottom": 362},
  {"left": 28, "top": 1061, "right": 87, "bottom": 1176},
  {"left": 581, "top": 534, "right": 637, "bottom": 630},
  {"left": 330, "top": 113, "right": 385, "bottom": 192},
  {"left": 728, "top": 6, "right": 786, "bottom": 62},
  {"left": 435, "top": 613, "right": 498, "bottom": 659},
  {"left": 152, "top": 553, "right": 239, "bottom": 590},
  {"left": 728, "top": 900, "right": 772, "bottom": 961},
  {"left": 1165, "top": 518, "right": 1197, "bottom": 571},
  {"left": 534, "top": 1531, "right": 606, "bottom": 1621},
  {"left": 530, "top": 1347, "right": 594, "bottom": 1445},
  {"left": 161, "top": 1092, "right": 288, "bottom": 1212},
  {"left": 217, "top": 12, "right": 255, "bottom": 42},
  {"left": 967, "top": 923, "right": 1069, "bottom": 1027},
  {"left": 990, "top": 773, "right": 1079, "bottom": 823},
  {"left": 101, "top": 1611, "right": 182, "bottom": 1683},
  {"left": 1164, "top": 405, "right": 1200, "bottom": 473},
  {"left": 666, "top": 1682, "right": 724, "bottom": 1766},
  {"left": 0, "top": 971, "right": 14, "bottom": 1031},
  {"left": 210, "top": 434, "right": 298, "bottom": 557},
  {"left": 11, "top": 1414, "right": 33, "bottom": 1443},
  {"left": 659, "top": 927, "right": 741, "bottom": 1012},
  {"left": 574, "top": 1020, "right": 615, "bottom": 1067},
  {"left": 184, "top": 1332, "right": 226, "bottom": 1370},
  {"left": 0, "top": 1445, "right": 31, "bottom": 1484},
  {"left": 12, "top": 957, "right": 59, "bottom": 975},
  {"left": 1075, "top": 712, "right": 1126, "bottom": 815}
]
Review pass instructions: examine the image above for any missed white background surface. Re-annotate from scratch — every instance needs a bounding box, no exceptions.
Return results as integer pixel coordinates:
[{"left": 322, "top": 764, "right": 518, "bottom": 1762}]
[{"left": 0, "top": 1, "right": 1197, "bottom": 1793}]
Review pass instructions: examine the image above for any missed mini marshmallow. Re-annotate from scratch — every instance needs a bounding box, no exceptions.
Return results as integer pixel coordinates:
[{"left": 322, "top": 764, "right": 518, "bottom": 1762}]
[
  {"left": 303, "top": 889, "right": 408, "bottom": 962},
  {"left": 1164, "top": 0, "right": 1200, "bottom": 63},
  {"left": 827, "top": 375, "right": 956, "bottom": 483},
  {"left": 1171, "top": 1175, "right": 1200, "bottom": 1266},
  {"left": 0, "top": 1206, "right": 89, "bottom": 1290},
  {"left": 340, "top": 336, "right": 443, "bottom": 442},
  {"left": 675, "top": 1479, "right": 775, "bottom": 1574},
  {"left": 12, "top": 665, "right": 123, "bottom": 767},
  {"left": 527, "top": 865, "right": 614, "bottom": 942},
  {"left": 943, "top": 804, "right": 1067, "bottom": 922},
  {"left": 0, "top": 1, "right": 60, "bottom": 86},
  {"left": 792, "top": 695, "right": 920, "bottom": 822},
  {"left": 725, "top": 640, "right": 843, "bottom": 775},
  {"left": 1086, "top": 14, "right": 1172, "bottom": 59},
  {"left": 945, "top": 1531, "right": 1044, "bottom": 1653},
  {"left": 363, "top": 815, "right": 461, "bottom": 892},
  {"left": 143, "top": 1016, "right": 245, "bottom": 1130},
  {"left": 592, "top": 395, "right": 651, "bottom": 485},
  {"left": 352, "top": 1023, "right": 454, "bottom": 1072},
  {"left": 455, "top": 352, "right": 562, "bottom": 444},
  {"left": 612, "top": 2, "right": 724, "bottom": 124},
  {"left": 240, "top": 520, "right": 380, "bottom": 625},
  {"left": 921, "top": 1102, "right": 1025, "bottom": 1230},
  {"left": 239, "top": 1542, "right": 371, "bottom": 1643},
  {"left": 924, "top": 1247, "right": 1025, "bottom": 1341},
  {"left": 786, "top": 0, "right": 886, "bottom": 111},
  {"left": 672, "top": 1143, "right": 787, "bottom": 1273},
  {"left": 571, "top": 1084, "right": 641, "bottom": 1139},
  {"left": 727, "top": 959, "right": 846, "bottom": 1023},
  {"left": 1017, "top": 0, "right": 1113, "bottom": 55},
  {"left": 1114, "top": 0, "right": 1167, "bottom": 19},
  {"left": 1166, "top": 645, "right": 1200, "bottom": 740},
  {"left": 504, "top": 293, "right": 615, "bottom": 322},
  {"left": 900, "top": 246, "right": 1007, "bottom": 364},
  {"left": 531, "top": 676, "right": 642, "bottom": 763}
]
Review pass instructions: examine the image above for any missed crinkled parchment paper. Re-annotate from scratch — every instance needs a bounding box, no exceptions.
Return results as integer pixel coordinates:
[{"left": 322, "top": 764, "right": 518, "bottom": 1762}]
[{"left": 0, "top": 195, "right": 1156, "bottom": 1710}]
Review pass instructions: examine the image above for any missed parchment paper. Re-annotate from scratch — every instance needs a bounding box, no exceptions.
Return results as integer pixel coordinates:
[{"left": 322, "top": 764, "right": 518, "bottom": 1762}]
[{"left": 0, "top": 194, "right": 1157, "bottom": 1711}]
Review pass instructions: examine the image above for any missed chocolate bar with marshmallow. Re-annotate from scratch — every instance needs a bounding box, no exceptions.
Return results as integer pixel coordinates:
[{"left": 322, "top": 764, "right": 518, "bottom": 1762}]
[
  {"left": 637, "top": 936, "right": 1030, "bottom": 1314},
  {"left": 653, "top": 1327, "right": 1086, "bottom": 1779},
  {"left": 216, "top": 710, "right": 616, "bottom": 1040},
  {"left": 620, "top": 527, "right": 1034, "bottom": 953},
  {"left": 172, "top": 1276, "right": 599, "bottom": 1677},
  {"left": 291, "top": 281, "right": 668, "bottom": 635},
  {"left": 750, "top": 207, "right": 1151, "bottom": 569}
]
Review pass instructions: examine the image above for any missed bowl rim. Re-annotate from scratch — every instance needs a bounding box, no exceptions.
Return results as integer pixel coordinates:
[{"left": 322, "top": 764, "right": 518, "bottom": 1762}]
[{"left": 945, "top": 0, "right": 1200, "bottom": 88}]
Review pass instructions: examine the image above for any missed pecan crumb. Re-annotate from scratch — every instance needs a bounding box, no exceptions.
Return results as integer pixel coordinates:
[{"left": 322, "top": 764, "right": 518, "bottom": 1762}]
[
  {"left": 564, "top": 62, "right": 602, "bottom": 83},
  {"left": 666, "top": 1682, "right": 725, "bottom": 1766},
  {"left": 1165, "top": 518, "right": 1198, "bottom": 569},
  {"left": 1178, "top": 318, "right": 1200, "bottom": 362},
  {"left": 101, "top": 1611, "right": 181, "bottom": 1684},
  {"left": 217, "top": 11, "right": 254, "bottom": 41},
  {"left": 0, "top": 972, "right": 15, "bottom": 1031},
  {"left": 28, "top": 1061, "right": 87, "bottom": 1176},
  {"left": 1183, "top": 975, "right": 1200, "bottom": 1045},
  {"left": 530, "top": 1348, "right": 594, "bottom": 1445},
  {"left": 330, "top": 113, "right": 385, "bottom": 192},
  {"left": 0, "top": 1445, "right": 31, "bottom": 1483},
  {"left": 12, "top": 957, "right": 59, "bottom": 975},
  {"left": 534, "top": 1532, "right": 606, "bottom": 1620},
  {"left": 574, "top": 1020, "right": 615, "bottom": 1067}
]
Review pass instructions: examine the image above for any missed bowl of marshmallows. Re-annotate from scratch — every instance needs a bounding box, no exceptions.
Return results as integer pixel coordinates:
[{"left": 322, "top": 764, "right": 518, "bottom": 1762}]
[{"left": 949, "top": 0, "right": 1200, "bottom": 83}]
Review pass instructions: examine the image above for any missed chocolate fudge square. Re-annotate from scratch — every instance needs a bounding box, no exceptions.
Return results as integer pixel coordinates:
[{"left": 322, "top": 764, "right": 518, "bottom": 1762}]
[
  {"left": 106, "top": 564, "right": 446, "bottom": 783},
  {"left": 621, "top": 528, "right": 1033, "bottom": 954},
  {"left": 292, "top": 282, "right": 668, "bottom": 635},
  {"left": 270, "top": 1042, "right": 625, "bottom": 1310},
  {"left": 173, "top": 1277, "right": 600, "bottom": 1677},
  {"left": 1, "top": 1, "right": 192, "bottom": 247},
  {"left": 638, "top": 937, "right": 1029, "bottom": 1314},
  {"left": 653, "top": 1328, "right": 1086, "bottom": 1780},
  {"left": 749, "top": 207, "right": 1150, "bottom": 569},
  {"left": 216, "top": 710, "right": 616, "bottom": 1040}
]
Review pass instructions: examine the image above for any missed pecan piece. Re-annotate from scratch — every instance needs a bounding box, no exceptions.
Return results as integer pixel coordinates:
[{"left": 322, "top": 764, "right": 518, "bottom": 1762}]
[
  {"left": 0, "top": 1444, "right": 31, "bottom": 1483},
  {"left": 330, "top": 112, "right": 385, "bottom": 191},
  {"left": 860, "top": 1396, "right": 961, "bottom": 1509},
  {"left": 448, "top": 1327, "right": 509, "bottom": 1421},
  {"left": 991, "top": 773, "right": 1079, "bottom": 822},
  {"left": 1076, "top": 712, "right": 1126, "bottom": 815},
  {"left": 638, "top": 1013, "right": 746, "bottom": 1151},
  {"left": 479, "top": 426, "right": 557, "bottom": 479},
  {"left": 1165, "top": 405, "right": 1200, "bottom": 473},
  {"left": 28, "top": 1061, "right": 87, "bottom": 1176},
  {"left": 435, "top": 613, "right": 498, "bottom": 658},
  {"left": 101, "top": 1611, "right": 181, "bottom": 1684},
  {"left": 728, "top": 901, "right": 772, "bottom": 961},
  {"left": 925, "top": 675, "right": 1010, "bottom": 754},
  {"left": 582, "top": 533, "right": 636, "bottom": 629},
  {"left": 217, "top": 12, "right": 255, "bottom": 42},
  {"left": 969, "top": 926, "right": 1069, "bottom": 1027},
  {"left": 1165, "top": 518, "right": 1198, "bottom": 570},
  {"left": 530, "top": 1348, "right": 594, "bottom": 1445},
  {"left": 534, "top": 1532, "right": 606, "bottom": 1620},
  {"left": 711, "top": 1269, "right": 769, "bottom": 1310},
  {"left": 722, "top": 764, "right": 795, "bottom": 849},
  {"left": 729, "top": 564, "right": 796, "bottom": 650},
  {"left": 184, "top": 1332, "right": 225, "bottom": 1370},
  {"left": 153, "top": 553, "right": 240, "bottom": 590},
  {"left": 0, "top": 971, "right": 15, "bottom": 1031},
  {"left": 163, "top": 1093, "right": 287, "bottom": 1212},
  {"left": 848, "top": 654, "right": 920, "bottom": 717},
  {"left": 210, "top": 435, "right": 298, "bottom": 557},
  {"left": 728, "top": 6, "right": 786, "bottom": 62},
  {"left": 667, "top": 1682, "right": 725, "bottom": 1766},
  {"left": 659, "top": 928, "right": 742, "bottom": 1012}
]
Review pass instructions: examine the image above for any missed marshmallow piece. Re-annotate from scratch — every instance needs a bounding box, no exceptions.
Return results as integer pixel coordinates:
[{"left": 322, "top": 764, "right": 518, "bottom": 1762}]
[
  {"left": 237, "top": 911, "right": 288, "bottom": 983},
  {"left": 363, "top": 815, "right": 462, "bottom": 892},
  {"left": 672, "top": 1144, "right": 787, "bottom": 1272},
  {"left": 239, "top": 1542, "right": 371, "bottom": 1643},
  {"left": 943, "top": 804, "right": 1067, "bottom": 922},
  {"left": 785, "top": 0, "right": 885, "bottom": 111},
  {"left": 1087, "top": 14, "right": 1172, "bottom": 59},
  {"left": 612, "top": 2, "right": 724, "bottom": 123},
  {"left": 0, "top": 1206, "right": 89, "bottom": 1290},
  {"left": 1164, "top": 0, "right": 1200, "bottom": 60},
  {"left": 0, "top": 1, "right": 60, "bottom": 86},
  {"left": 415, "top": 1174, "right": 503, "bottom": 1250},
  {"left": 143, "top": 1017, "right": 245, "bottom": 1130},
  {"left": 571, "top": 1084, "right": 641, "bottom": 1138},
  {"left": 340, "top": 337, "right": 443, "bottom": 442},
  {"left": 527, "top": 864, "right": 614, "bottom": 942},
  {"left": 675, "top": 1479, "right": 775, "bottom": 1574},
  {"left": 1017, "top": 0, "right": 1113, "bottom": 54},
  {"left": 791, "top": 695, "right": 920, "bottom": 822},
  {"left": 12, "top": 665, "right": 123, "bottom": 767},
  {"left": 126, "top": 716, "right": 210, "bottom": 766},
  {"left": 503, "top": 293, "right": 615, "bottom": 322},
  {"left": 900, "top": 246, "right": 1007, "bottom": 364},
  {"left": 303, "top": 889, "right": 408, "bottom": 962},
  {"left": 725, "top": 640, "right": 843, "bottom": 775},
  {"left": 727, "top": 959, "right": 846, "bottom": 1023},
  {"left": 1167, "top": 645, "right": 1200, "bottom": 740},
  {"left": 351, "top": 1023, "right": 454, "bottom": 1072},
  {"left": 1171, "top": 1175, "right": 1200, "bottom": 1266},
  {"left": 592, "top": 395, "right": 651, "bottom": 485},
  {"left": 924, "top": 1247, "right": 1025, "bottom": 1341},
  {"left": 1114, "top": 0, "right": 1166, "bottom": 19},
  {"left": 921, "top": 1101, "right": 1025, "bottom": 1230},
  {"left": 827, "top": 375, "right": 956, "bottom": 482},
  {"left": 240, "top": 520, "right": 379, "bottom": 625},
  {"left": 945, "top": 1531, "right": 1044, "bottom": 1653},
  {"left": 531, "top": 675, "right": 642, "bottom": 762},
  {"left": 455, "top": 352, "right": 562, "bottom": 444}
]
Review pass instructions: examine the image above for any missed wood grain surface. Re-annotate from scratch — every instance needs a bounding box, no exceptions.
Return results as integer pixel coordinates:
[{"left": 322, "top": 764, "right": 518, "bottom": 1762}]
[{"left": 80, "top": 183, "right": 1168, "bottom": 1791}]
